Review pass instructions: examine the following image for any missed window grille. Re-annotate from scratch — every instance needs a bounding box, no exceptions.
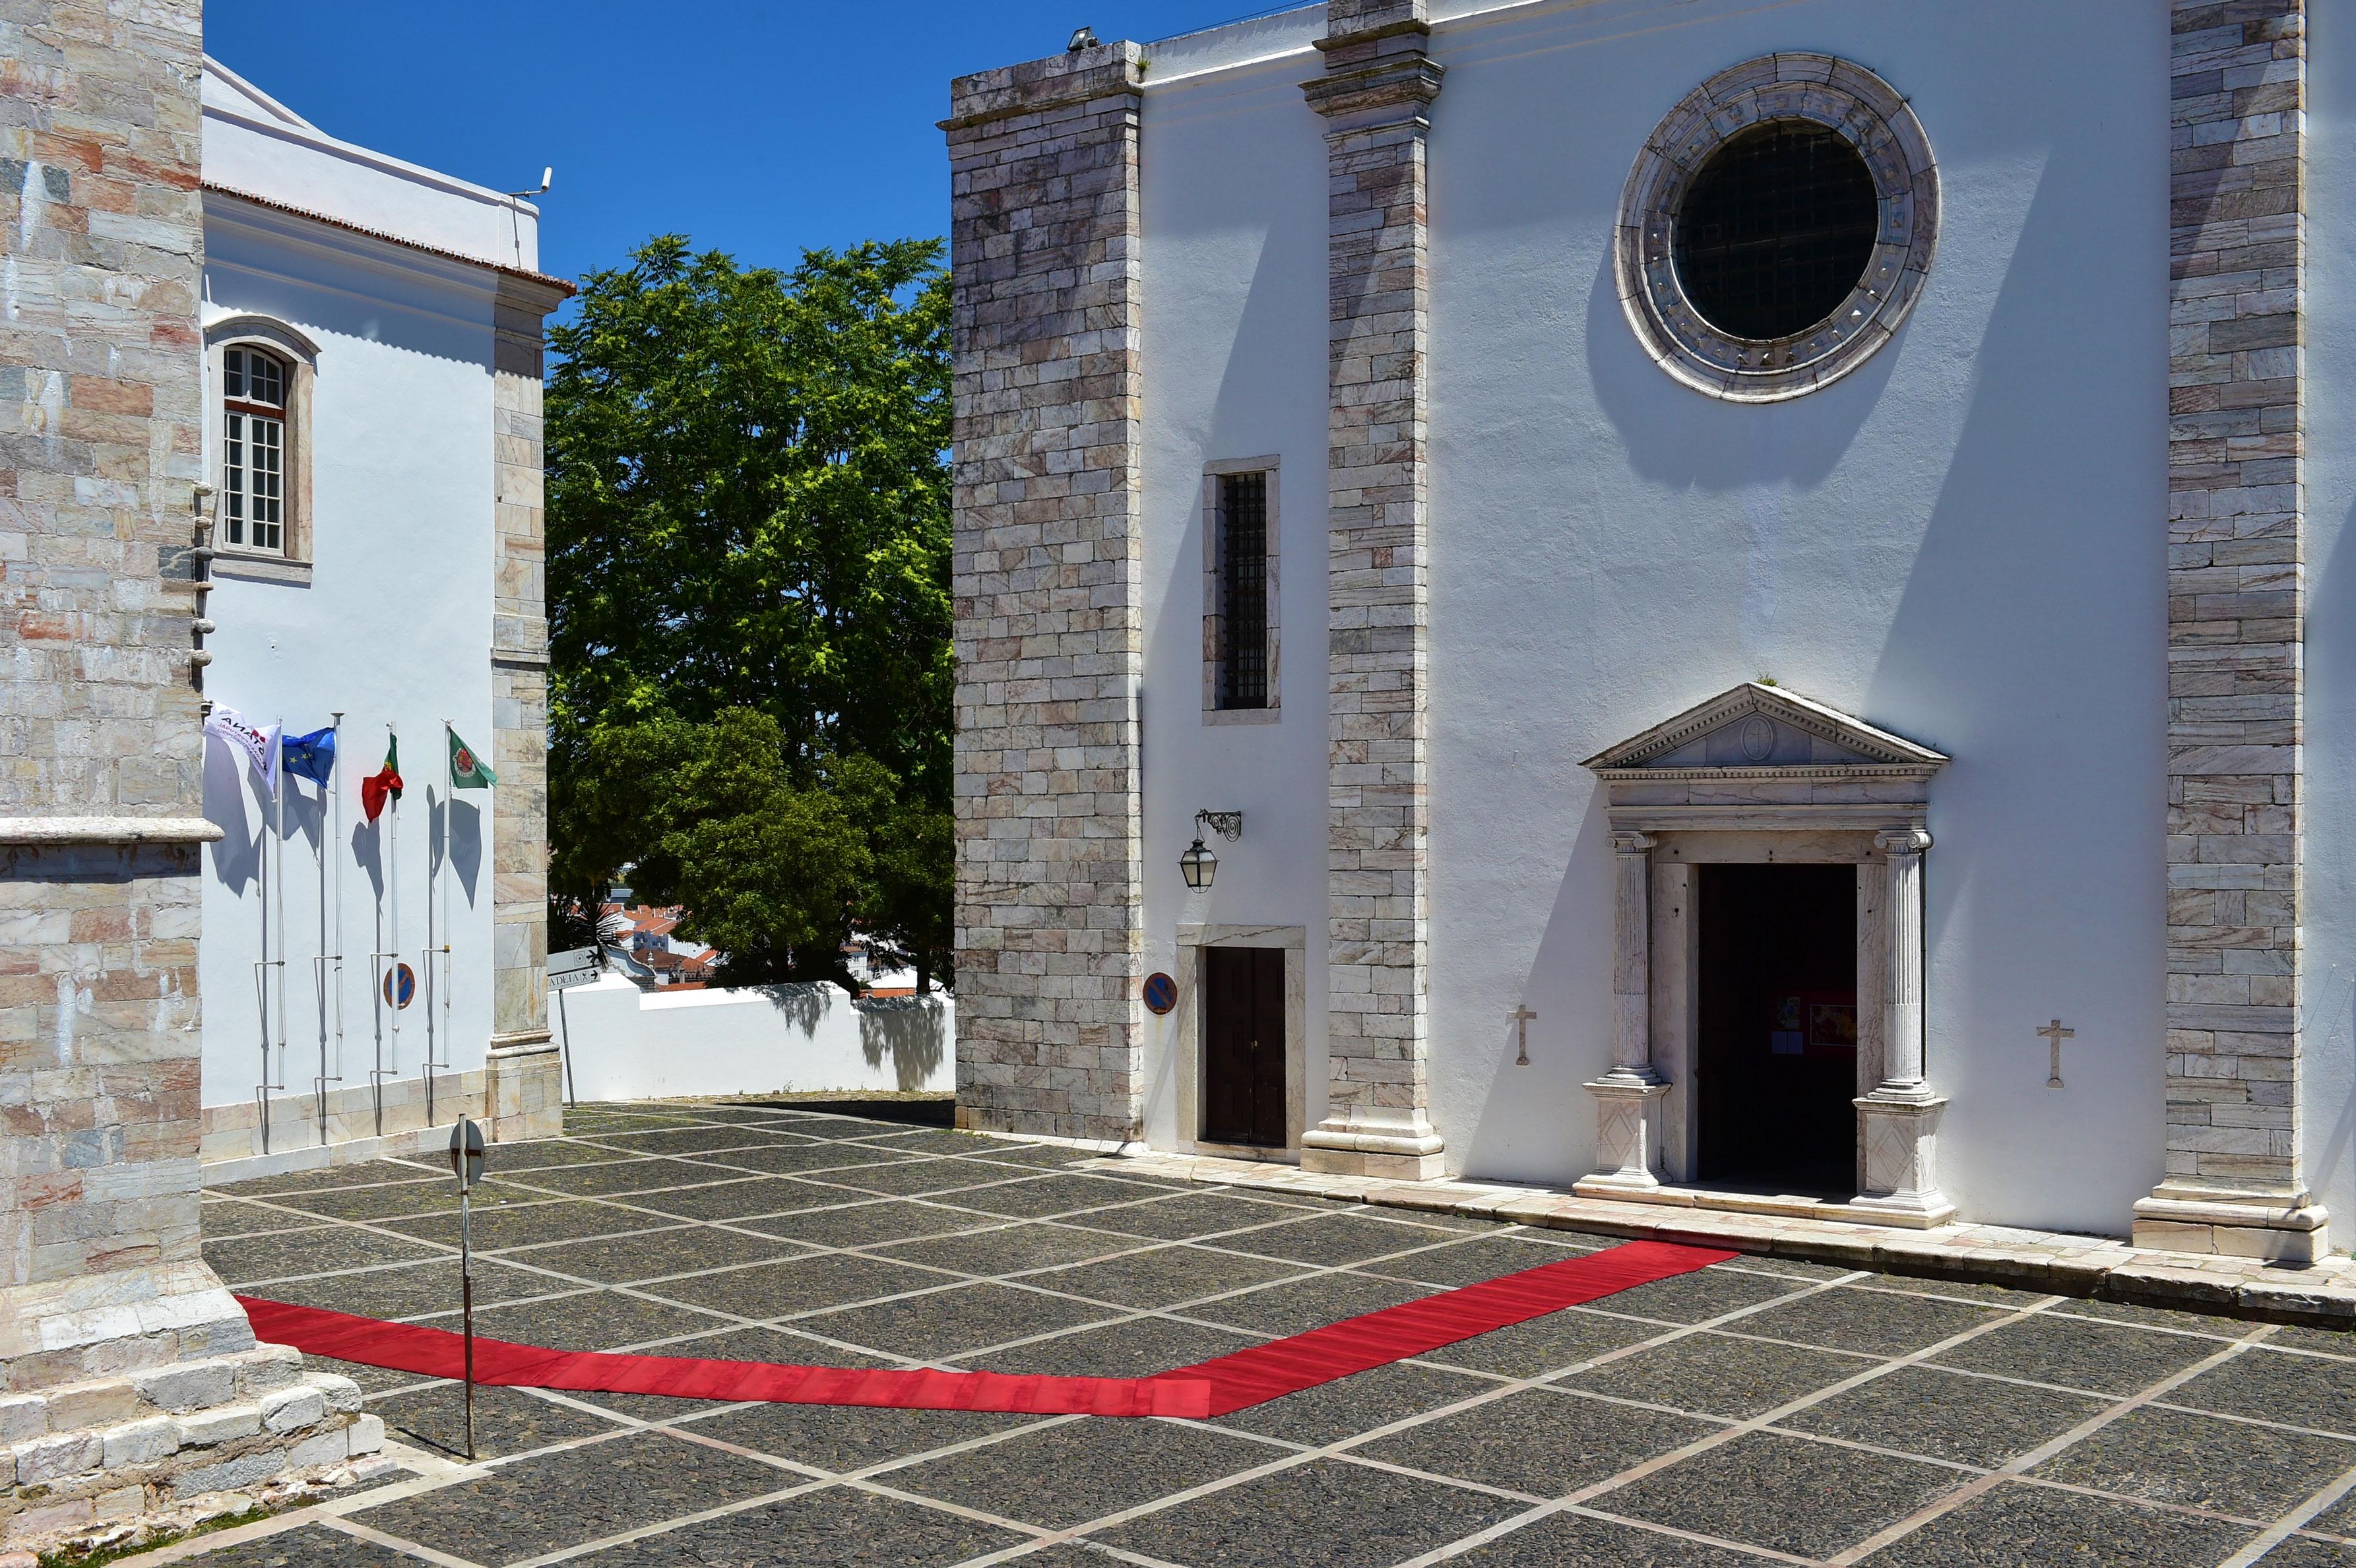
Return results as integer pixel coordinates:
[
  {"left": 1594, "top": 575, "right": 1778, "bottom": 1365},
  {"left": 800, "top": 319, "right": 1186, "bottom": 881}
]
[
  {"left": 1219, "top": 471, "right": 1269, "bottom": 710},
  {"left": 222, "top": 346, "right": 287, "bottom": 555},
  {"left": 1672, "top": 121, "right": 1879, "bottom": 342}
]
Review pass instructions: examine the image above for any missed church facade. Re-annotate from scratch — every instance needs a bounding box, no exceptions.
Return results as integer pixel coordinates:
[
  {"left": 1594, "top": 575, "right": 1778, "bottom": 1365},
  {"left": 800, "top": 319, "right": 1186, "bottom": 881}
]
[
  {"left": 949, "top": 0, "right": 2356, "bottom": 1263},
  {"left": 192, "top": 60, "right": 567, "bottom": 1162}
]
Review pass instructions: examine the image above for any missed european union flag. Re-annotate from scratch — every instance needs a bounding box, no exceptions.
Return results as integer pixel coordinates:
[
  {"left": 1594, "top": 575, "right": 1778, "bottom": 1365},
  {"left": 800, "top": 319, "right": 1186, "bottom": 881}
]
[{"left": 282, "top": 727, "right": 336, "bottom": 788}]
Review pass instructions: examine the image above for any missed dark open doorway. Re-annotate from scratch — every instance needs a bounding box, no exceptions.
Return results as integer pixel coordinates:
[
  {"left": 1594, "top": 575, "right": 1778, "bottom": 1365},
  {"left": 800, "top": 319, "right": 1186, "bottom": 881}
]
[
  {"left": 1696, "top": 862, "right": 1858, "bottom": 1195},
  {"left": 1202, "top": 947, "right": 1285, "bottom": 1148}
]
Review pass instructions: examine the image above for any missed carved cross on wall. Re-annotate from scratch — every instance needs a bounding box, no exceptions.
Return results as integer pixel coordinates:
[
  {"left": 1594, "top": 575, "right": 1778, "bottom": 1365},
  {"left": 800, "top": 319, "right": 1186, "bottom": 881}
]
[
  {"left": 2037, "top": 1019, "right": 2074, "bottom": 1088},
  {"left": 1508, "top": 1005, "right": 1537, "bottom": 1067}
]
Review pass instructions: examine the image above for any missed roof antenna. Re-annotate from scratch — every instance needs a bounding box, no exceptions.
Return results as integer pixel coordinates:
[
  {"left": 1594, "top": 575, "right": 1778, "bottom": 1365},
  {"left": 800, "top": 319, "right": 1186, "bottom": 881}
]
[{"left": 1068, "top": 26, "right": 1098, "bottom": 50}]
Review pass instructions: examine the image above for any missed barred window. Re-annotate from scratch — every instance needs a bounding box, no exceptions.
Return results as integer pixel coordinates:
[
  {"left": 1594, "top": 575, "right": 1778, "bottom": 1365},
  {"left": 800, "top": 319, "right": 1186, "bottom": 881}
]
[
  {"left": 1672, "top": 121, "right": 1879, "bottom": 342},
  {"left": 1217, "top": 472, "right": 1269, "bottom": 710},
  {"left": 222, "top": 346, "right": 287, "bottom": 555}
]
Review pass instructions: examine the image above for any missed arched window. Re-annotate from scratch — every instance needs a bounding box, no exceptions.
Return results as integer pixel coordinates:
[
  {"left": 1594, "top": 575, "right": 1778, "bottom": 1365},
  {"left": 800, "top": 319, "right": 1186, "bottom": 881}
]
[
  {"left": 206, "top": 315, "right": 317, "bottom": 573},
  {"left": 221, "top": 344, "right": 289, "bottom": 554}
]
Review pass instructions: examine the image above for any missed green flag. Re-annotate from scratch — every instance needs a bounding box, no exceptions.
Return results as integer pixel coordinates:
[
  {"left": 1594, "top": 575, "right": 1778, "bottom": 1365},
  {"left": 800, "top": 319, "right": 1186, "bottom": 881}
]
[{"left": 447, "top": 727, "right": 496, "bottom": 790}]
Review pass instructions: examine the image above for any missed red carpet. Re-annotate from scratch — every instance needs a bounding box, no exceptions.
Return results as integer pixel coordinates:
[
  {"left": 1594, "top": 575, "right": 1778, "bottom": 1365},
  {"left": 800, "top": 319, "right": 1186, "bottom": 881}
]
[{"left": 239, "top": 1237, "right": 1733, "bottom": 1419}]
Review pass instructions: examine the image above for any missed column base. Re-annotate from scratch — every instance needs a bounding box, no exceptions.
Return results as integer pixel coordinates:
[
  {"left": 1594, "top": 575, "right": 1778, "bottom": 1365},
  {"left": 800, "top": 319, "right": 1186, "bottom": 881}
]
[
  {"left": 0, "top": 1264, "right": 384, "bottom": 1555},
  {"left": 488, "top": 1034, "right": 564, "bottom": 1142},
  {"left": 1854, "top": 1088, "right": 1953, "bottom": 1224},
  {"left": 1581, "top": 1070, "right": 1669, "bottom": 1191},
  {"left": 2133, "top": 1183, "right": 2330, "bottom": 1264},
  {"left": 1300, "top": 1118, "right": 1447, "bottom": 1181}
]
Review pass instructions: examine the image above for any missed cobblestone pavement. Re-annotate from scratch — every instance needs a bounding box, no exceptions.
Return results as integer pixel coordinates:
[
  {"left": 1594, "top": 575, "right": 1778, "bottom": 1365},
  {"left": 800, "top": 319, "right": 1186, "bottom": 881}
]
[{"left": 160, "top": 1104, "right": 2356, "bottom": 1567}]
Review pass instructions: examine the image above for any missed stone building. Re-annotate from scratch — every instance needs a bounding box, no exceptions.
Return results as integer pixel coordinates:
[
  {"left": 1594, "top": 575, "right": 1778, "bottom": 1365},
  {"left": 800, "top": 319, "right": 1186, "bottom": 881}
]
[
  {"left": 0, "top": 7, "right": 556, "bottom": 1546},
  {"left": 191, "top": 59, "right": 566, "bottom": 1165},
  {"left": 948, "top": 0, "right": 2356, "bottom": 1264}
]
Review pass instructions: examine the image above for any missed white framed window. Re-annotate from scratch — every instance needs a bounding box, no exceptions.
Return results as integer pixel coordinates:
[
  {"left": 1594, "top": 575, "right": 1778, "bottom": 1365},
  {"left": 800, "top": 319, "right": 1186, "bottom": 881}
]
[
  {"left": 205, "top": 315, "right": 318, "bottom": 576},
  {"left": 222, "top": 345, "right": 288, "bottom": 555}
]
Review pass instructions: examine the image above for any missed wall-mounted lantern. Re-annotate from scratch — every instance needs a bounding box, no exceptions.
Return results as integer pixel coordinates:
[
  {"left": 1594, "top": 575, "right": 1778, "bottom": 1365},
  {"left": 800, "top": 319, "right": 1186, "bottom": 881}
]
[{"left": 1181, "top": 809, "right": 1244, "bottom": 889}]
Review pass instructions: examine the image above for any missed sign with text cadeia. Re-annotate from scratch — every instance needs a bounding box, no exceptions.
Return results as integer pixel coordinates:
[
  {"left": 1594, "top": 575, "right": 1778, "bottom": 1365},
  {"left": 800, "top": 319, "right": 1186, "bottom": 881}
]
[{"left": 548, "top": 947, "right": 602, "bottom": 990}]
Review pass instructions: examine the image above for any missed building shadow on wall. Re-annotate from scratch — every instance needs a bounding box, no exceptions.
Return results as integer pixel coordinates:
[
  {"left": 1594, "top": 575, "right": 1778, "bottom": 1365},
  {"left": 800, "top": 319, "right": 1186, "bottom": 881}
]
[
  {"left": 858, "top": 998, "right": 948, "bottom": 1093},
  {"left": 1864, "top": 136, "right": 2169, "bottom": 1233},
  {"left": 1459, "top": 786, "right": 1615, "bottom": 1185},
  {"left": 2302, "top": 498, "right": 2356, "bottom": 1209},
  {"left": 1582, "top": 242, "right": 1893, "bottom": 493}
]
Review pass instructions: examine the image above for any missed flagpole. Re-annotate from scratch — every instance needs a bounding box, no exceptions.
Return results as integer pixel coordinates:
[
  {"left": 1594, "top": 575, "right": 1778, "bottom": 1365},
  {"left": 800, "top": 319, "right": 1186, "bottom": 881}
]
[
  {"left": 318, "top": 714, "right": 344, "bottom": 1145},
  {"left": 375, "top": 722, "right": 400, "bottom": 1135},
  {"left": 272, "top": 718, "right": 288, "bottom": 1100},
  {"left": 437, "top": 720, "right": 455, "bottom": 1114},
  {"left": 254, "top": 726, "right": 272, "bottom": 1156}
]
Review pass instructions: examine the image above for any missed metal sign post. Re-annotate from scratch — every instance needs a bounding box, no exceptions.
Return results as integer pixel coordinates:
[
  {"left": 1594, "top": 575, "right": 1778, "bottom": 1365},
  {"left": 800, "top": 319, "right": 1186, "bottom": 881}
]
[
  {"left": 448, "top": 1116, "right": 486, "bottom": 1460},
  {"left": 546, "top": 946, "right": 600, "bottom": 1108}
]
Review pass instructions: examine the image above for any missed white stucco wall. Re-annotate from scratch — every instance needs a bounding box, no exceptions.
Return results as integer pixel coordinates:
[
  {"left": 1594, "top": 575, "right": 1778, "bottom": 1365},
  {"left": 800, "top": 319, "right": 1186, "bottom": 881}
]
[
  {"left": 553, "top": 979, "right": 954, "bottom": 1102},
  {"left": 201, "top": 58, "right": 542, "bottom": 272},
  {"left": 2301, "top": 9, "right": 2356, "bottom": 1247},
  {"left": 196, "top": 74, "right": 517, "bottom": 1125},
  {"left": 1136, "top": 0, "right": 2175, "bottom": 1238}
]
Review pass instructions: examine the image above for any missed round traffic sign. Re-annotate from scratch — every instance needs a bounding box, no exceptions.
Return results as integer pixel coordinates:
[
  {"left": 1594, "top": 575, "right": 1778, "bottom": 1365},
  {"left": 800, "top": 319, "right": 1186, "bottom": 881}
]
[
  {"left": 449, "top": 1116, "right": 486, "bottom": 1189},
  {"left": 1143, "top": 972, "right": 1178, "bottom": 1016},
  {"left": 384, "top": 962, "right": 416, "bottom": 1009}
]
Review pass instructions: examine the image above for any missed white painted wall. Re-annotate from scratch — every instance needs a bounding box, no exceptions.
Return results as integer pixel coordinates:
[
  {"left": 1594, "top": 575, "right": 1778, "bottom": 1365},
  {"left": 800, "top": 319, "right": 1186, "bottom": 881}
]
[
  {"left": 553, "top": 978, "right": 955, "bottom": 1101},
  {"left": 2300, "top": 11, "right": 2356, "bottom": 1245},
  {"left": 1135, "top": 0, "right": 2175, "bottom": 1239},
  {"left": 196, "top": 65, "right": 521, "bottom": 1129},
  {"left": 201, "top": 57, "right": 543, "bottom": 272},
  {"left": 1138, "top": 46, "right": 1335, "bottom": 1152}
]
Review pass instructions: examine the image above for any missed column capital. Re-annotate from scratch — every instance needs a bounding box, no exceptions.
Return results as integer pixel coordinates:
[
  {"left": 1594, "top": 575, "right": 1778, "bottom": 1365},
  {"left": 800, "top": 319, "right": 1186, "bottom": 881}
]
[
  {"left": 1610, "top": 829, "right": 1658, "bottom": 857},
  {"left": 1874, "top": 827, "right": 1932, "bottom": 858}
]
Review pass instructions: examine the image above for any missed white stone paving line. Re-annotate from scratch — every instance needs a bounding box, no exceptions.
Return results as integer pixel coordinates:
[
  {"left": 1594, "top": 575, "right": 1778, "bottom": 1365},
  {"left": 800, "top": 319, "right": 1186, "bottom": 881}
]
[
  {"left": 2215, "top": 1462, "right": 2356, "bottom": 1568},
  {"left": 198, "top": 1113, "right": 2355, "bottom": 1566},
  {"left": 1824, "top": 1327, "right": 2278, "bottom": 1565}
]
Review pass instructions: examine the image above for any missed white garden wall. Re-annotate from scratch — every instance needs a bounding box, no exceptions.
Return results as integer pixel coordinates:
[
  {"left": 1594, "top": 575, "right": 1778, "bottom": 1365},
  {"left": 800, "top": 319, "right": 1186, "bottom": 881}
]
[{"left": 552, "top": 978, "right": 954, "bottom": 1102}]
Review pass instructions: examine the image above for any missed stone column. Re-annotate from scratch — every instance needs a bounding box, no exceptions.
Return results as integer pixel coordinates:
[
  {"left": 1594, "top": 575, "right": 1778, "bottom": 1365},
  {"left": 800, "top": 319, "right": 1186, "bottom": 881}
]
[
  {"left": 0, "top": 1, "right": 377, "bottom": 1546},
  {"left": 1580, "top": 832, "right": 1669, "bottom": 1191},
  {"left": 486, "top": 275, "right": 569, "bottom": 1141},
  {"left": 943, "top": 44, "right": 1148, "bottom": 1143},
  {"left": 1299, "top": 0, "right": 1448, "bottom": 1181},
  {"left": 2135, "top": 0, "right": 2326, "bottom": 1263},
  {"left": 1853, "top": 829, "right": 1953, "bottom": 1224}
]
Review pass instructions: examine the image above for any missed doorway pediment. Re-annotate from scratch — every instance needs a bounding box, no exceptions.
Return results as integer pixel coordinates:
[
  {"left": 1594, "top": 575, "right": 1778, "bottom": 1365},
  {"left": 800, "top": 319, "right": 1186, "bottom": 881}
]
[{"left": 1582, "top": 683, "right": 1947, "bottom": 776}]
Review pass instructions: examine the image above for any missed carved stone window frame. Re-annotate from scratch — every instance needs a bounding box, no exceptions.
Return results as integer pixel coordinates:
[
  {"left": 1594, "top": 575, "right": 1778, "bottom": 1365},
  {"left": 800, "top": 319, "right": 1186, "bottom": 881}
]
[
  {"left": 205, "top": 313, "right": 321, "bottom": 583},
  {"left": 1615, "top": 53, "right": 1938, "bottom": 403},
  {"left": 1201, "top": 456, "right": 1281, "bottom": 726},
  {"left": 1172, "top": 923, "right": 1307, "bottom": 1160},
  {"left": 1577, "top": 684, "right": 1955, "bottom": 1227}
]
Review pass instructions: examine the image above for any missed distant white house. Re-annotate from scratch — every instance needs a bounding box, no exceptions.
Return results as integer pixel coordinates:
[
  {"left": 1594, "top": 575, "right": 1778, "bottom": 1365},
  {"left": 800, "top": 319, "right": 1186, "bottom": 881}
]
[{"left": 194, "top": 59, "right": 570, "bottom": 1163}]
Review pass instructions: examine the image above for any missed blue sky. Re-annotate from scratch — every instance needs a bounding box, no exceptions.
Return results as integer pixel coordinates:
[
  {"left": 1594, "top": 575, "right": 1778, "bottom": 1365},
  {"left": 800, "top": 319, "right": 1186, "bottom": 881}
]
[{"left": 205, "top": 1, "right": 1286, "bottom": 292}]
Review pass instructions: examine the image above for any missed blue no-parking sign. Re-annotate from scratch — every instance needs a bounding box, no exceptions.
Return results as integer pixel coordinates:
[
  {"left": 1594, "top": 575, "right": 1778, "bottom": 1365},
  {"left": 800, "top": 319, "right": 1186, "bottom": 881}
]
[
  {"left": 1143, "top": 972, "right": 1178, "bottom": 1016},
  {"left": 384, "top": 962, "right": 416, "bottom": 1009}
]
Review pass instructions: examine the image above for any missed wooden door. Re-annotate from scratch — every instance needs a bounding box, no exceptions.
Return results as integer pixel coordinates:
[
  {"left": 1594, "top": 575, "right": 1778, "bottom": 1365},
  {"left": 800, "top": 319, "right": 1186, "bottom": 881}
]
[{"left": 1202, "top": 947, "right": 1286, "bottom": 1147}]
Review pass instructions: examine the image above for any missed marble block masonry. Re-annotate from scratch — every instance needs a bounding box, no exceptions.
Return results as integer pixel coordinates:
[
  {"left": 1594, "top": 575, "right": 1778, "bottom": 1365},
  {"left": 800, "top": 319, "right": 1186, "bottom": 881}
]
[{"left": 0, "top": 0, "right": 378, "bottom": 1549}]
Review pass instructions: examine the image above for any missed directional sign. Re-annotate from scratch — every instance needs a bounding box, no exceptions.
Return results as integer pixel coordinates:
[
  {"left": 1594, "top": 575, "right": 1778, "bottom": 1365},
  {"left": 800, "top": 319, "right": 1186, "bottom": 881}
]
[
  {"left": 384, "top": 962, "right": 416, "bottom": 1009},
  {"left": 548, "top": 946, "right": 602, "bottom": 991},
  {"left": 449, "top": 1117, "right": 486, "bottom": 1190}
]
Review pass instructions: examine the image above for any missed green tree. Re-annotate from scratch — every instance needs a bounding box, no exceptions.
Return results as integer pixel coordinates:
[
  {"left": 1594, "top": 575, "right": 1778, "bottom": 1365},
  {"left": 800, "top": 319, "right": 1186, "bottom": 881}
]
[{"left": 546, "top": 236, "right": 953, "bottom": 988}]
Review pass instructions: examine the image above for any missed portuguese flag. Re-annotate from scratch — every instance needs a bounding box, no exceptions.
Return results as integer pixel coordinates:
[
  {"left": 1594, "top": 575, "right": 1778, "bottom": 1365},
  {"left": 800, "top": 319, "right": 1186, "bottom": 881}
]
[
  {"left": 448, "top": 727, "right": 496, "bottom": 790},
  {"left": 362, "top": 734, "right": 403, "bottom": 824}
]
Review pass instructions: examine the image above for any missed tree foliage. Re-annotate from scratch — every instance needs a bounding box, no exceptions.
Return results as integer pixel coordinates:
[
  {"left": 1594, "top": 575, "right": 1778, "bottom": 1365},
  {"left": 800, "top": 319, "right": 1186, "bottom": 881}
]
[{"left": 546, "top": 236, "right": 953, "bottom": 989}]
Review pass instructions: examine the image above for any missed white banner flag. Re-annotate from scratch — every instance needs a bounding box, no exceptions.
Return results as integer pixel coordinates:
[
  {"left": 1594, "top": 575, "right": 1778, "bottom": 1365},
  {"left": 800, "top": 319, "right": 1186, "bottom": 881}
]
[{"left": 203, "top": 705, "right": 281, "bottom": 799}]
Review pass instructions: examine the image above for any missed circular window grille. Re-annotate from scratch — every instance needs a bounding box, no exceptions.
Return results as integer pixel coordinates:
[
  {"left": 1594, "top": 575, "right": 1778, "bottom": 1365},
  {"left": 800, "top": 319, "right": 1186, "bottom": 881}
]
[{"left": 1616, "top": 55, "right": 1936, "bottom": 402}]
